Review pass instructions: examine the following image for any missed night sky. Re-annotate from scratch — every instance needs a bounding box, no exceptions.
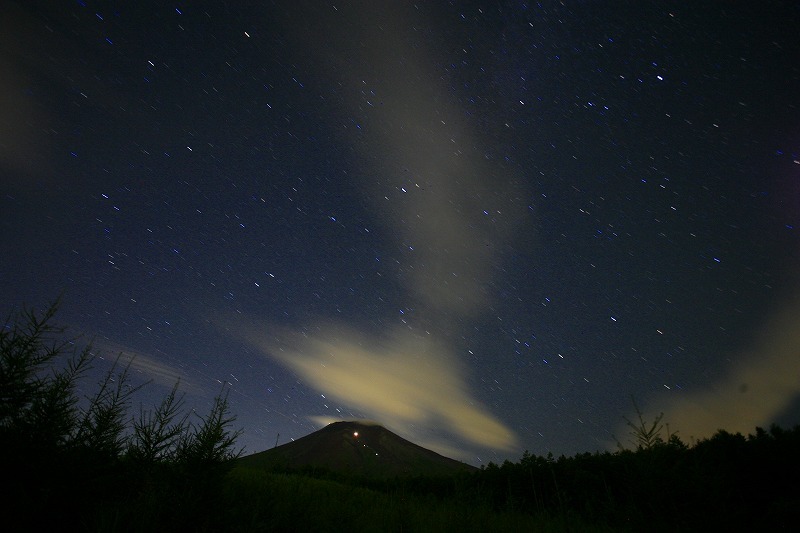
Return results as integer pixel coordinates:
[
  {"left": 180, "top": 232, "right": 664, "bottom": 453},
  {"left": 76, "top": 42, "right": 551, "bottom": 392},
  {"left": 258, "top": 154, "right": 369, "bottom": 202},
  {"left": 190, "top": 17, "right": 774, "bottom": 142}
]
[{"left": 2, "top": 0, "right": 799, "bottom": 465}]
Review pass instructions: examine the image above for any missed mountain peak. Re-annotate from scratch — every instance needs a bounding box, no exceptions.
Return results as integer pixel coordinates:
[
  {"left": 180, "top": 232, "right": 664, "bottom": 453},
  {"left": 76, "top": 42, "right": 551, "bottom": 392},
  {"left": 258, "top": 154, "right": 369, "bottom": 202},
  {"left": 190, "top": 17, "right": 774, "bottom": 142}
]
[{"left": 238, "top": 421, "right": 475, "bottom": 478}]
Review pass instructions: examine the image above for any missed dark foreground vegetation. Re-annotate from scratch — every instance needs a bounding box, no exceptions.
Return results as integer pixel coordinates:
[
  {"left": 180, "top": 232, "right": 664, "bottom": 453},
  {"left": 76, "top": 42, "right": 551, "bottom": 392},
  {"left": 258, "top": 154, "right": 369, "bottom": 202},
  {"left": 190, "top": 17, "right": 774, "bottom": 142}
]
[
  {"left": 3, "top": 304, "right": 800, "bottom": 531},
  {"left": 1, "top": 304, "right": 242, "bottom": 531}
]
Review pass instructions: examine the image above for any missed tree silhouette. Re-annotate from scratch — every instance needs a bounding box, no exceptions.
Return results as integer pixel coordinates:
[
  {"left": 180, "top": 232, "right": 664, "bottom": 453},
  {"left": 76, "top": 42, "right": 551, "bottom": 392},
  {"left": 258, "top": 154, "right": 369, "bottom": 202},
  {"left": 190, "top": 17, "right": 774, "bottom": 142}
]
[
  {"left": 0, "top": 302, "right": 243, "bottom": 530},
  {"left": 616, "top": 395, "right": 677, "bottom": 450}
]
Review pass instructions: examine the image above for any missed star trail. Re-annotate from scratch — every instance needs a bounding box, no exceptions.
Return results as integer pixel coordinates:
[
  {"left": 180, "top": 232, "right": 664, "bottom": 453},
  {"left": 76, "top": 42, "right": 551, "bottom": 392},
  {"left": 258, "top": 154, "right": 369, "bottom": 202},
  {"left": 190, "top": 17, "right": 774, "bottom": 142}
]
[{"left": 2, "top": 1, "right": 799, "bottom": 464}]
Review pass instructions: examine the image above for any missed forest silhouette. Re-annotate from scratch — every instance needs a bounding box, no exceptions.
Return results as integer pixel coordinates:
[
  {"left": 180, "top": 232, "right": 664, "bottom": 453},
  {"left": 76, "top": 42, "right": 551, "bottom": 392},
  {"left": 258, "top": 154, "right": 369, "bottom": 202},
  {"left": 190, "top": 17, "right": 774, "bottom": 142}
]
[{"left": 2, "top": 303, "right": 799, "bottom": 531}]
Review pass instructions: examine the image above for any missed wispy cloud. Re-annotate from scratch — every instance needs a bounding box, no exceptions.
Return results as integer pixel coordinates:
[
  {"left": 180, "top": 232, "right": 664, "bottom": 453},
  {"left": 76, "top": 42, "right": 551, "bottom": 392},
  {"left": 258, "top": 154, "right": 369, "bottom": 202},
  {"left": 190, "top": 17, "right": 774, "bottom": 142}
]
[
  {"left": 89, "top": 339, "right": 206, "bottom": 396},
  {"left": 341, "top": 19, "right": 528, "bottom": 320},
  {"left": 233, "top": 4, "right": 526, "bottom": 455},
  {"left": 0, "top": 9, "right": 53, "bottom": 188},
  {"left": 630, "top": 291, "right": 800, "bottom": 442},
  {"left": 234, "top": 322, "right": 518, "bottom": 452}
]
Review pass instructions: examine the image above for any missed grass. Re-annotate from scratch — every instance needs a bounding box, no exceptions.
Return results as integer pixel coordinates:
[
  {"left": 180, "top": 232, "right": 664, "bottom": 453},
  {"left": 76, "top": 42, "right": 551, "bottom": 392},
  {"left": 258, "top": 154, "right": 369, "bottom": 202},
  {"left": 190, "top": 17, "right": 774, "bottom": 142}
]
[{"left": 221, "top": 466, "right": 615, "bottom": 533}]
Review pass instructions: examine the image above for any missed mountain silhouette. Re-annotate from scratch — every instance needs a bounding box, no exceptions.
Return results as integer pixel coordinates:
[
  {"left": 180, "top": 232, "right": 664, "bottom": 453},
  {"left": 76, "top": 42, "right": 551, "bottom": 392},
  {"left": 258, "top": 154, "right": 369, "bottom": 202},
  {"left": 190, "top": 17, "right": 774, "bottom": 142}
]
[{"left": 237, "top": 421, "right": 476, "bottom": 478}]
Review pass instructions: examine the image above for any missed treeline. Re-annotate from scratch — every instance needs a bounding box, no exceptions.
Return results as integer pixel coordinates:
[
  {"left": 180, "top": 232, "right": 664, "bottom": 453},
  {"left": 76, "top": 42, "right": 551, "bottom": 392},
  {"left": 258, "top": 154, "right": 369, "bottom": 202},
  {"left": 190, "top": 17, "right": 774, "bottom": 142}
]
[
  {"left": 241, "top": 425, "right": 800, "bottom": 531},
  {"left": 5, "top": 303, "right": 800, "bottom": 531},
  {"left": 1, "top": 304, "right": 242, "bottom": 531},
  {"left": 471, "top": 424, "right": 800, "bottom": 531}
]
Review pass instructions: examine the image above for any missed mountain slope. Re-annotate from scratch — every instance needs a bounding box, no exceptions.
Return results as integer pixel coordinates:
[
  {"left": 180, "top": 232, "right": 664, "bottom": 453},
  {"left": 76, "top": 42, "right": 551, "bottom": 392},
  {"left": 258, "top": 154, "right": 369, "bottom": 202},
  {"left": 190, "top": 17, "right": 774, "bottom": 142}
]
[{"left": 237, "top": 421, "right": 475, "bottom": 478}]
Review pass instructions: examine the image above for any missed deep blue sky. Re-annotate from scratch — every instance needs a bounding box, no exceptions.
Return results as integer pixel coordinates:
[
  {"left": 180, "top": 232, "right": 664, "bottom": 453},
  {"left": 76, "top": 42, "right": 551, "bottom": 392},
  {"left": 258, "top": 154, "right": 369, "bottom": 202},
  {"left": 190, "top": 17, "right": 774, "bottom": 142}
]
[{"left": 2, "top": 0, "right": 799, "bottom": 464}]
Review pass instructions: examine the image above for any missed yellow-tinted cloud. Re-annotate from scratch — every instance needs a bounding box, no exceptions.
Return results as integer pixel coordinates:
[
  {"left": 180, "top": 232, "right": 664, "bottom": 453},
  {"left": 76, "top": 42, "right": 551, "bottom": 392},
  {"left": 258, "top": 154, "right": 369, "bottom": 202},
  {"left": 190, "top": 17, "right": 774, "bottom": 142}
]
[
  {"left": 235, "top": 4, "right": 524, "bottom": 456},
  {"left": 630, "top": 291, "right": 800, "bottom": 442},
  {"left": 237, "top": 322, "right": 518, "bottom": 451}
]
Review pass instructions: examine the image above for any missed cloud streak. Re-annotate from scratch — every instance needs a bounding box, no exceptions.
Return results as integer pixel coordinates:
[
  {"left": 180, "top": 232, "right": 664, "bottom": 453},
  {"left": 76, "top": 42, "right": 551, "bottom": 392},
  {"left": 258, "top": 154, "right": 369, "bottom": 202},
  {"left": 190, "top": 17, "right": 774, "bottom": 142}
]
[
  {"left": 234, "top": 3, "right": 526, "bottom": 455},
  {"left": 90, "top": 339, "right": 206, "bottom": 396},
  {"left": 340, "top": 17, "right": 527, "bottom": 320},
  {"left": 0, "top": 4, "right": 54, "bottom": 189},
  {"left": 631, "top": 290, "right": 800, "bottom": 443},
  {"left": 236, "top": 322, "right": 518, "bottom": 451}
]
